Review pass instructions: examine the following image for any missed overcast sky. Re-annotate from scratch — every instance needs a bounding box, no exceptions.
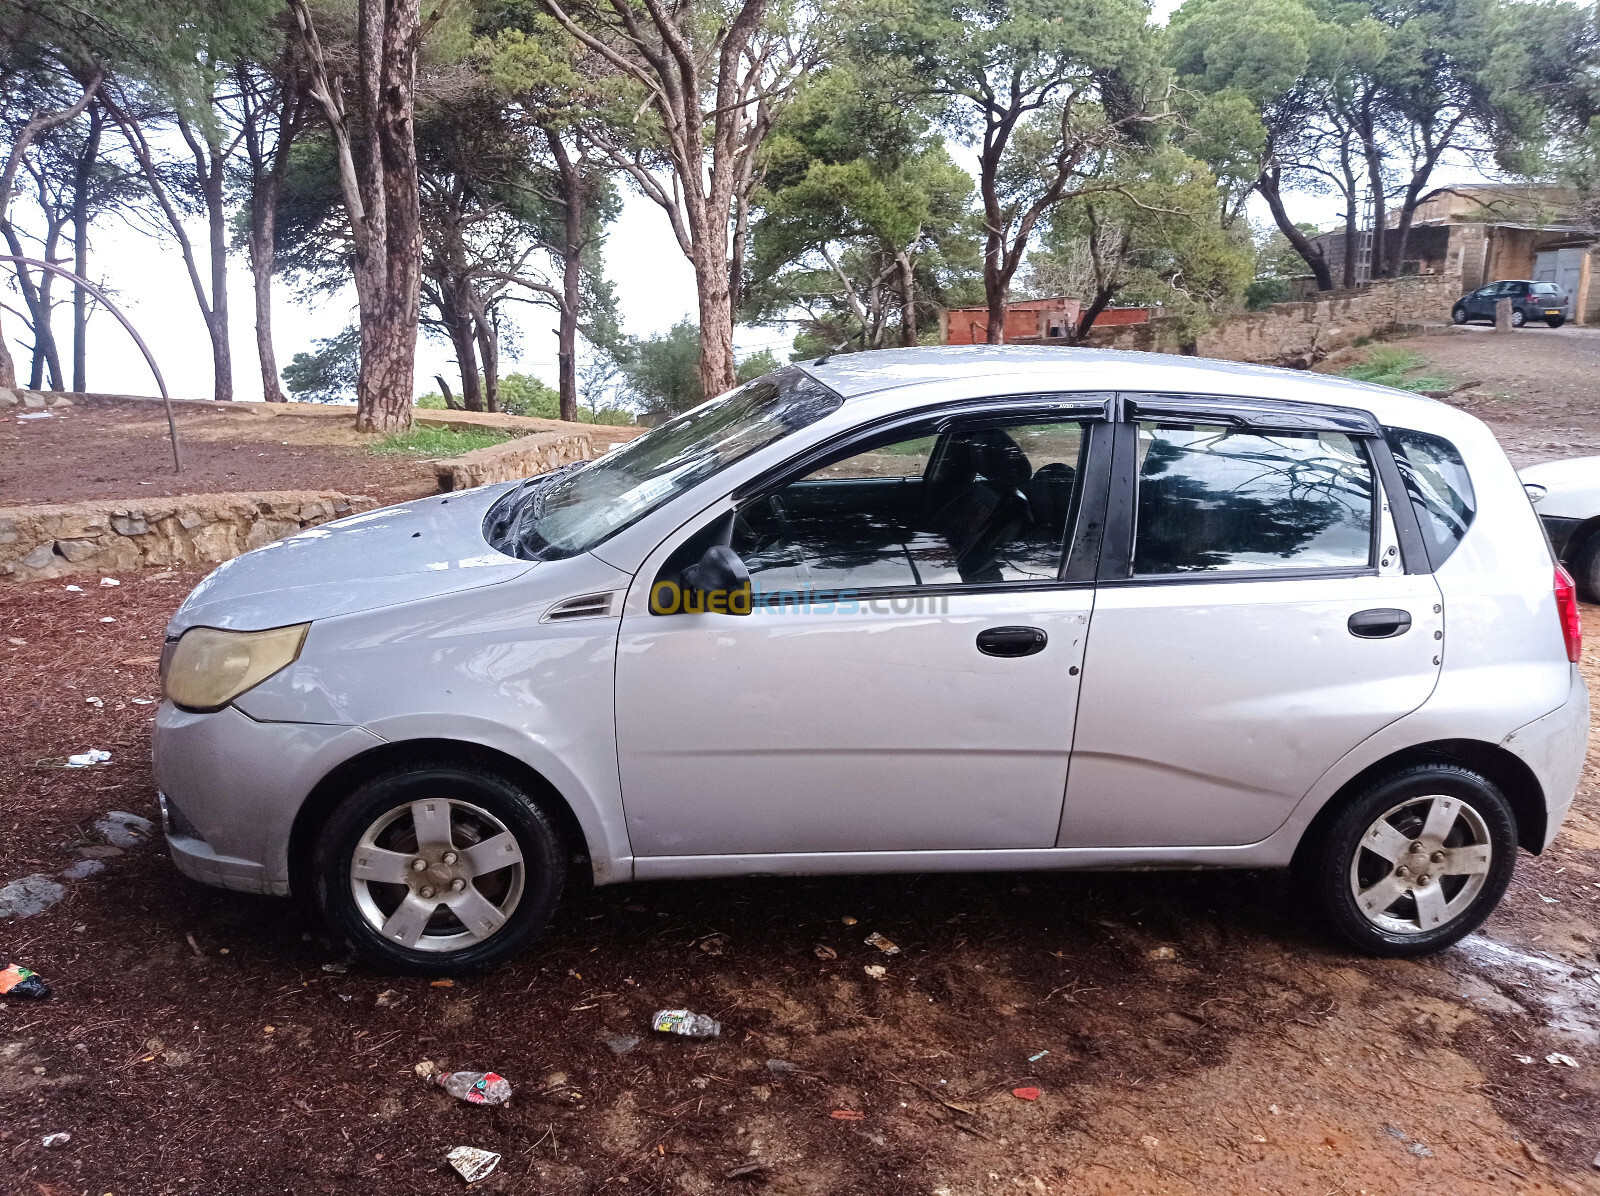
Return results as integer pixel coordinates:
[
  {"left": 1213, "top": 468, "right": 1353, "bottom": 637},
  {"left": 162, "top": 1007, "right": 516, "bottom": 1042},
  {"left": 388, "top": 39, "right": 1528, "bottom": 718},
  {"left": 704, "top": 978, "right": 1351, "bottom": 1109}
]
[{"left": 3, "top": 0, "right": 1490, "bottom": 404}]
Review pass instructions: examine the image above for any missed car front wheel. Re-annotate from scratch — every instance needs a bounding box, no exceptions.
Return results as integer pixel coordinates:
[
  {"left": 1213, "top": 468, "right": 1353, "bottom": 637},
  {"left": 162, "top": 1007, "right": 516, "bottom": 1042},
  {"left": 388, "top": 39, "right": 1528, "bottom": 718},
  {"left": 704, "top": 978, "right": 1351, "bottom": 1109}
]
[
  {"left": 1451, "top": 305, "right": 1469, "bottom": 325},
  {"left": 313, "top": 763, "right": 566, "bottom": 974},
  {"left": 1295, "top": 763, "right": 1516, "bottom": 957}
]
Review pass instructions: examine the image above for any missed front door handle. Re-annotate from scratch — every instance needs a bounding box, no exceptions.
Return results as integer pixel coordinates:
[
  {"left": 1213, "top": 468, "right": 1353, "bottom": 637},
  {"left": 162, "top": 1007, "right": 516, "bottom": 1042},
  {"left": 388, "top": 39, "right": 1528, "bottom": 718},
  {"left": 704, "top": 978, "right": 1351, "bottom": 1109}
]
[
  {"left": 1348, "top": 608, "right": 1412, "bottom": 639},
  {"left": 977, "top": 626, "right": 1048, "bottom": 657}
]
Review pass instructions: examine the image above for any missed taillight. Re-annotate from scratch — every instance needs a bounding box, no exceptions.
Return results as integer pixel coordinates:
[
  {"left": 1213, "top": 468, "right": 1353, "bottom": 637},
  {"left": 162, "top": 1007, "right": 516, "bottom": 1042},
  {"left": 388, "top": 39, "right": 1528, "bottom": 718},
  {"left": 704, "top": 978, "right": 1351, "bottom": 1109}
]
[{"left": 1554, "top": 565, "right": 1582, "bottom": 663}]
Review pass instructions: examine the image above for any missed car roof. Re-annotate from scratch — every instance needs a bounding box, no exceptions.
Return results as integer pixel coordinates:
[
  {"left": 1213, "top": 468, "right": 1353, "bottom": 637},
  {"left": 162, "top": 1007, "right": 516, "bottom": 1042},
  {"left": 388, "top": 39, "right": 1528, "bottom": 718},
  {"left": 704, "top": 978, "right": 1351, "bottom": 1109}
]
[{"left": 797, "top": 345, "right": 1455, "bottom": 429}]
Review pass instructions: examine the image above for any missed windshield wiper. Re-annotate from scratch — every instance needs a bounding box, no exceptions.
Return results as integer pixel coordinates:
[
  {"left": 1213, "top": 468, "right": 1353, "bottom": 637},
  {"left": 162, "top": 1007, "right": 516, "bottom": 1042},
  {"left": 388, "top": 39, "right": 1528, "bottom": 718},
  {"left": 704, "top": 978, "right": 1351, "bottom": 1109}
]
[{"left": 485, "top": 460, "right": 589, "bottom": 557}]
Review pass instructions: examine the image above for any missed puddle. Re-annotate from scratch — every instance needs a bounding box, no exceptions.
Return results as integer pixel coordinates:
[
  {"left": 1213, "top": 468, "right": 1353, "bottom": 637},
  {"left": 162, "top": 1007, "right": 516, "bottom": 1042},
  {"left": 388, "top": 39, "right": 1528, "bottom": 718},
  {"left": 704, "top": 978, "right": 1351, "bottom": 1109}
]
[{"left": 1452, "top": 933, "right": 1600, "bottom": 1046}]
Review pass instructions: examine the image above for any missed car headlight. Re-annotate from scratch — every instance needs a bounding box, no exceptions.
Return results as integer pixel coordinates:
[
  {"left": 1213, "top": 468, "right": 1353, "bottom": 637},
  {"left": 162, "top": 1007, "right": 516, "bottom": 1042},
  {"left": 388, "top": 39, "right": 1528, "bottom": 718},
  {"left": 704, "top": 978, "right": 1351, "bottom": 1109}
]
[
  {"left": 1524, "top": 482, "right": 1548, "bottom": 504},
  {"left": 163, "top": 624, "right": 310, "bottom": 711}
]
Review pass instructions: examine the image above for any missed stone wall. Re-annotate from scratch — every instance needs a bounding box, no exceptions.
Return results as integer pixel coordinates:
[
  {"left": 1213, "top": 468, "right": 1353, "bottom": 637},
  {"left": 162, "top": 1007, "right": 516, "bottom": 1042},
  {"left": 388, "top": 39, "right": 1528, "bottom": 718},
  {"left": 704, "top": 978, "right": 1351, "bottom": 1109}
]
[
  {"left": 1, "top": 491, "right": 378, "bottom": 582},
  {"left": 1083, "top": 274, "right": 1460, "bottom": 366},
  {"left": 433, "top": 430, "right": 602, "bottom": 492}
]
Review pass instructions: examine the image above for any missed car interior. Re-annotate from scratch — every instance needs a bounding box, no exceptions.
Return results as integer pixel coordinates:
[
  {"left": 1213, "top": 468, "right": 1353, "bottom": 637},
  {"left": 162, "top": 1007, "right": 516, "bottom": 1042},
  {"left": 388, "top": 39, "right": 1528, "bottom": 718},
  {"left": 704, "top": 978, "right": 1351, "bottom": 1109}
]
[{"left": 731, "top": 422, "right": 1087, "bottom": 590}]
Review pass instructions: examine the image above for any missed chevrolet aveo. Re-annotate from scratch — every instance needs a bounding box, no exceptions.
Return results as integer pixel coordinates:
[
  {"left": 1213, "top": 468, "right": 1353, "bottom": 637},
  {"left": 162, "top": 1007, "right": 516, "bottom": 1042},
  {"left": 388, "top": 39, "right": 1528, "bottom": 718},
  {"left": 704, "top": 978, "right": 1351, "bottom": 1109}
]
[{"left": 153, "top": 347, "right": 1590, "bottom": 974}]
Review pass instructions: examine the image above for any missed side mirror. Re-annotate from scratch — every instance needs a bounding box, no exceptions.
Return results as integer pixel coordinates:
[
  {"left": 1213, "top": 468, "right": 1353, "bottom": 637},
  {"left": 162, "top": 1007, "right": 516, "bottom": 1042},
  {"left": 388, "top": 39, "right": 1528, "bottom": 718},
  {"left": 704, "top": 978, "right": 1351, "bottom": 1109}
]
[{"left": 678, "top": 540, "right": 745, "bottom": 598}]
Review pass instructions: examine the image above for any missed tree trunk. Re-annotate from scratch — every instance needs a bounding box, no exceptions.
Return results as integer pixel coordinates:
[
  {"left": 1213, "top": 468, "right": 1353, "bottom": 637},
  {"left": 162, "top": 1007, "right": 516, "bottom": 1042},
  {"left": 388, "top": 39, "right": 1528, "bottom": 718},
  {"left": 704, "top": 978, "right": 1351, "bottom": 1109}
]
[
  {"left": 0, "top": 219, "right": 63, "bottom": 387},
  {"left": 896, "top": 251, "right": 917, "bottom": 347},
  {"left": 292, "top": 0, "right": 422, "bottom": 433},
  {"left": 202, "top": 130, "right": 232, "bottom": 401},
  {"left": 444, "top": 292, "right": 483, "bottom": 412},
  {"left": 71, "top": 103, "right": 102, "bottom": 393},
  {"left": 0, "top": 68, "right": 101, "bottom": 390},
  {"left": 694, "top": 255, "right": 737, "bottom": 396},
  {"left": 34, "top": 216, "right": 65, "bottom": 389},
  {"left": 433, "top": 373, "right": 461, "bottom": 409},
  {"left": 472, "top": 302, "right": 498, "bottom": 414},
  {"left": 1357, "top": 109, "right": 1387, "bottom": 279},
  {"left": 1076, "top": 284, "right": 1118, "bottom": 339},
  {"left": 548, "top": 130, "right": 583, "bottom": 422},
  {"left": 249, "top": 198, "right": 285, "bottom": 401},
  {"left": 1257, "top": 167, "right": 1334, "bottom": 291}
]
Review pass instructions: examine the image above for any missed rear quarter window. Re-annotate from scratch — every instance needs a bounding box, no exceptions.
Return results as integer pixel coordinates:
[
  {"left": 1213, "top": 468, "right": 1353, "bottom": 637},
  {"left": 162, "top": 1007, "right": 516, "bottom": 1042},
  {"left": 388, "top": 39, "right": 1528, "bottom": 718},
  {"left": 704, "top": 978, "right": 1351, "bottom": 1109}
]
[{"left": 1384, "top": 427, "right": 1476, "bottom": 568}]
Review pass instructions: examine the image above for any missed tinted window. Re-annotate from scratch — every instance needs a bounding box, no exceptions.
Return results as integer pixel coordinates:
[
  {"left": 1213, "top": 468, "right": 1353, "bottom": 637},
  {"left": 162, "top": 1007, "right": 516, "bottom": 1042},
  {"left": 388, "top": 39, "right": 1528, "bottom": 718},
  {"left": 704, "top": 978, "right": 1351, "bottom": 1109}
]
[
  {"left": 1384, "top": 427, "right": 1475, "bottom": 568},
  {"left": 733, "top": 419, "right": 1088, "bottom": 590},
  {"left": 487, "top": 368, "right": 841, "bottom": 560},
  {"left": 1531, "top": 282, "right": 1560, "bottom": 295},
  {"left": 1133, "top": 424, "right": 1375, "bottom": 574}
]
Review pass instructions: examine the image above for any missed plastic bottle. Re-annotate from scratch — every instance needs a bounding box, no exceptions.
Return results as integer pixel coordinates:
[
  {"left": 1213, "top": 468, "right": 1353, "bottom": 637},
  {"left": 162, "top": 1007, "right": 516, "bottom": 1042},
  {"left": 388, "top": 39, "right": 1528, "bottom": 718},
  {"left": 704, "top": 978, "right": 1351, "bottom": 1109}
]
[
  {"left": 434, "top": 1070, "right": 512, "bottom": 1105},
  {"left": 652, "top": 1009, "right": 722, "bottom": 1037}
]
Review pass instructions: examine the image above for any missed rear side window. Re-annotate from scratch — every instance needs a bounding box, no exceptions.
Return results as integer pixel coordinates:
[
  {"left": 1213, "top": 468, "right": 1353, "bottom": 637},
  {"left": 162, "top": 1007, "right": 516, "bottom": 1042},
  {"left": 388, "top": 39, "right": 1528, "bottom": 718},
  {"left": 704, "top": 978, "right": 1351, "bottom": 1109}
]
[
  {"left": 1384, "top": 427, "right": 1475, "bottom": 568},
  {"left": 1133, "top": 424, "right": 1375, "bottom": 574}
]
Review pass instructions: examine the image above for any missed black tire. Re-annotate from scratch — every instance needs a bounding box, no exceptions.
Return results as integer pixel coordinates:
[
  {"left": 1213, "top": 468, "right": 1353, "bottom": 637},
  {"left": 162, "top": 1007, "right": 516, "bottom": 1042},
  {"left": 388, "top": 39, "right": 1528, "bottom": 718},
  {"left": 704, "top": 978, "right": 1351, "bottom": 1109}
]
[
  {"left": 1511, "top": 307, "right": 1527, "bottom": 328},
  {"left": 313, "top": 762, "right": 566, "bottom": 975},
  {"left": 1547, "top": 315, "right": 1566, "bottom": 329},
  {"left": 1294, "top": 763, "right": 1517, "bottom": 957},
  {"left": 1451, "top": 305, "right": 1469, "bottom": 325}
]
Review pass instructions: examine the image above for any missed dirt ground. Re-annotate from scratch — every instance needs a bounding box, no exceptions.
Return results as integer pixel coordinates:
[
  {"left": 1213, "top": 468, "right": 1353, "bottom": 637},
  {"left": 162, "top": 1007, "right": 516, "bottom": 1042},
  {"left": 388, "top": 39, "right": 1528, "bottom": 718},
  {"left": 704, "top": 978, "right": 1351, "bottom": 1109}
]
[
  {"left": 0, "top": 399, "right": 439, "bottom": 506},
  {"left": 2, "top": 586, "right": 1600, "bottom": 1196},
  {"left": 1321, "top": 324, "right": 1600, "bottom": 468}
]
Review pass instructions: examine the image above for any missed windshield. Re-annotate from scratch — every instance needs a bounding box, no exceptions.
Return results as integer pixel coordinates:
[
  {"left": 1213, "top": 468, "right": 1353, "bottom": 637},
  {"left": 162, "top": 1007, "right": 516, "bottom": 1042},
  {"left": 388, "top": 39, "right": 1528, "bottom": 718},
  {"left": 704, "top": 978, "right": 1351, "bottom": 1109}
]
[{"left": 486, "top": 368, "right": 843, "bottom": 561}]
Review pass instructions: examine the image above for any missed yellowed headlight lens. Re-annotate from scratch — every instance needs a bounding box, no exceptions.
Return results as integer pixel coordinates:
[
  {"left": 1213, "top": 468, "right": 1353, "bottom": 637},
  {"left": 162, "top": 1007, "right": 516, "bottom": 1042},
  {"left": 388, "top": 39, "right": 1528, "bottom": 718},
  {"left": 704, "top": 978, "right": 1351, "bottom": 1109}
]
[{"left": 163, "top": 624, "right": 309, "bottom": 711}]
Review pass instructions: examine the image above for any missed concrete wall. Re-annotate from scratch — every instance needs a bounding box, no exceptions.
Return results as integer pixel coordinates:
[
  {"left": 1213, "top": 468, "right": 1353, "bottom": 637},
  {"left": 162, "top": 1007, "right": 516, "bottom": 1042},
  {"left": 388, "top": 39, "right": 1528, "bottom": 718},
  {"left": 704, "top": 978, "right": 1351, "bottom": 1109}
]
[{"left": 1, "top": 491, "right": 378, "bottom": 582}]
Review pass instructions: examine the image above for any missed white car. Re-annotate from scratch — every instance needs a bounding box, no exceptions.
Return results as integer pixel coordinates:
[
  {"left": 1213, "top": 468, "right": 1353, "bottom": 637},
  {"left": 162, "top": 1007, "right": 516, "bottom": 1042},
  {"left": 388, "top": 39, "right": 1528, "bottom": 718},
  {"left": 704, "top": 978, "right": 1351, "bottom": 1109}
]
[
  {"left": 153, "top": 347, "right": 1589, "bottom": 973},
  {"left": 1522, "top": 456, "right": 1600, "bottom": 600}
]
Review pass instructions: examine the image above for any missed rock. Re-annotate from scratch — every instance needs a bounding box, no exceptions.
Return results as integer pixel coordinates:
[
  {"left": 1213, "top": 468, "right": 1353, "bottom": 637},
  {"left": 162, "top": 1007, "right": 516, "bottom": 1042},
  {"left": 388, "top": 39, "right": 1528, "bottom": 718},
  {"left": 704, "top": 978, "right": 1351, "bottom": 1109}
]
[
  {"left": 21, "top": 543, "right": 56, "bottom": 570},
  {"left": 47, "top": 395, "right": 72, "bottom": 408},
  {"left": 55, "top": 539, "right": 102, "bottom": 563},
  {"left": 59, "top": 859, "right": 105, "bottom": 880},
  {"left": 94, "top": 811, "right": 156, "bottom": 848},
  {"left": 21, "top": 392, "right": 46, "bottom": 409},
  {"left": 110, "top": 514, "right": 148, "bottom": 537},
  {"left": 0, "top": 873, "right": 66, "bottom": 918},
  {"left": 0, "top": 388, "right": 17, "bottom": 408}
]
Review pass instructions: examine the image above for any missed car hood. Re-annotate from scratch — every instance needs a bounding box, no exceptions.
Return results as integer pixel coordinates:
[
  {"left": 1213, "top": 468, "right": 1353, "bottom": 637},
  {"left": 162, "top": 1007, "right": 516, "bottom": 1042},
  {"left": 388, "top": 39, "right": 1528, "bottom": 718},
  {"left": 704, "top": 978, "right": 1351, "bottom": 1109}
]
[
  {"left": 167, "top": 483, "right": 535, "bottom": 634},
  {"left": 1520, "top": 456, "right": 1600, "bottom": 521}
]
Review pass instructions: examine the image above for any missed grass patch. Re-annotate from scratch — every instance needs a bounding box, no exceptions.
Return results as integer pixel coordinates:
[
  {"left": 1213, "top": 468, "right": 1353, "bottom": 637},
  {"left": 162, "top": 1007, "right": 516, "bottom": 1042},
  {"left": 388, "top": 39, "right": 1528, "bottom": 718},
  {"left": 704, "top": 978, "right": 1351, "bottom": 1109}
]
[
  {"left": 368, "top": 425, "right": 514, "bottom": 457},
  {"left": 1337, "top": 346, "right": 1454, "bottom": 393}
]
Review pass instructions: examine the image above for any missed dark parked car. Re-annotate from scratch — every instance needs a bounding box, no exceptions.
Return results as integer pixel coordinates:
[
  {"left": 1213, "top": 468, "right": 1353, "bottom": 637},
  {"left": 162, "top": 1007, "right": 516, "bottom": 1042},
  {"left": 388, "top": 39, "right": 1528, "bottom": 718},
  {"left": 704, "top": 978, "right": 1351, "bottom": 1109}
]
[{"left": 1452, "top": 280, "right": 1570, "bottom": 328}]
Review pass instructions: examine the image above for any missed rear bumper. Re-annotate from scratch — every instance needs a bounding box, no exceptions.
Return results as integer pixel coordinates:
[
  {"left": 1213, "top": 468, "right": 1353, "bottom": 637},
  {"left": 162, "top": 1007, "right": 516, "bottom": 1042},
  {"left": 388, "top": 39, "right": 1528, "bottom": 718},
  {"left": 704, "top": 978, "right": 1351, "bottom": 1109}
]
[
  {"left": 1500, "top": 665, "right": 1590, "bottom": 851},
  {"left": 152, "top": 702, "right": 383, "bottom": 897}
]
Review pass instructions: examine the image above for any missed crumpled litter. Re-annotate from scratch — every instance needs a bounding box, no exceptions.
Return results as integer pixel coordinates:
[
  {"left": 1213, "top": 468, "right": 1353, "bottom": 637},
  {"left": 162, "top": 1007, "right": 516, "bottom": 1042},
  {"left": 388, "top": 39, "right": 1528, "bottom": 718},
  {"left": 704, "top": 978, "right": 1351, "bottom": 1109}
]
[
  {"left": 446, "top": 1146, "right": 500, "bottom": 1182},
  {"left": 66, "top": 750, "right": 110, "bottom": 767}
]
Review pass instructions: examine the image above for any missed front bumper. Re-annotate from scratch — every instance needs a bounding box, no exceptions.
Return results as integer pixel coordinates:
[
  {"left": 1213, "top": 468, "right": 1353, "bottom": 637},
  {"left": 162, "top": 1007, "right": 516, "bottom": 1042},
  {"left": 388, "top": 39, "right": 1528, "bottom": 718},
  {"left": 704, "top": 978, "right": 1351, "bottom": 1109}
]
[{"left": 153, "top": 702, "right": 384, "bottom": 896}]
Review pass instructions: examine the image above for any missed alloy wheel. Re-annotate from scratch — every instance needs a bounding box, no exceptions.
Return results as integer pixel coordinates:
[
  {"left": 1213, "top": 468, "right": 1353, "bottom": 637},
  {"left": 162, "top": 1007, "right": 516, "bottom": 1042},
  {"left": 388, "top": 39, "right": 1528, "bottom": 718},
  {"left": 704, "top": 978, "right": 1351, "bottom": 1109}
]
[
  {"left": 349, "top": 797, "right": 525, "bottom": 952},
  {"left": 1348, "top": 794, "right": 1492, "bottom": 935}
]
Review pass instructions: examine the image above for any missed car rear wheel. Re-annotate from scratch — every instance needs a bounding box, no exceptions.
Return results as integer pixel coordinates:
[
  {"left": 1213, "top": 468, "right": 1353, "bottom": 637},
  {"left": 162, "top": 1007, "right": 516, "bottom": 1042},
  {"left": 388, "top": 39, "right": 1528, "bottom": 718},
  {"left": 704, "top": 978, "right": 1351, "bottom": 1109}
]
[
  {"left": 1451, "top": 305, "right": 1469, "bottom": 325},
  {"left": 1547, "top": 315, "right": 1566, "bottom": 328},
  {"left": 1511, "top": 308, "right": 1527, "bottom": 328},
  {"left": 1295, "top": 763, "right": 1516, "bottom": 957},
  {"left": 313, "top": 763, "right": 566, "bottom": 974}
]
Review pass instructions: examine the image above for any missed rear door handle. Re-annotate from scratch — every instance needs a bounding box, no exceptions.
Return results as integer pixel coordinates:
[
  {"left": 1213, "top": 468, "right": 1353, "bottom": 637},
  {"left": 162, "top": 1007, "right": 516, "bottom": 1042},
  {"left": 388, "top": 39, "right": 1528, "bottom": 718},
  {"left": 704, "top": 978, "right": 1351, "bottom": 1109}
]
[
  {"left": 976, "top": 626, "right": 1048, "bottom": 657},
  {"left": 1348, "top": 608, "right": 1412, "bottom": 638}
]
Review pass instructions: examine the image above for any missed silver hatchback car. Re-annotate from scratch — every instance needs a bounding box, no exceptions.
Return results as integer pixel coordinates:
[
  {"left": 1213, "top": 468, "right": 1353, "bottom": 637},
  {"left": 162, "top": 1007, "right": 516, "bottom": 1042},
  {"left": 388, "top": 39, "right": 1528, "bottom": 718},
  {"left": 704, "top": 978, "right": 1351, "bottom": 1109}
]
[{"left": 154, "top": 347, "right": 1589, "bottom": 973}]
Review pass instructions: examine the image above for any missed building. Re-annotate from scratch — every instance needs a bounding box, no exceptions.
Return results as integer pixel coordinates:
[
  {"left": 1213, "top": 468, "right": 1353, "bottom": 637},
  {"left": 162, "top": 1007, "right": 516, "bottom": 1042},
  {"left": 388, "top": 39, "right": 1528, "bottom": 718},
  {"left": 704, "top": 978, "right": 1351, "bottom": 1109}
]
[
  {"left": 1302, "top": 184, "right": 1596, "bottom": 324},
  {"left": 939, "top": 296, "right": 1151, "bottom": 344}
]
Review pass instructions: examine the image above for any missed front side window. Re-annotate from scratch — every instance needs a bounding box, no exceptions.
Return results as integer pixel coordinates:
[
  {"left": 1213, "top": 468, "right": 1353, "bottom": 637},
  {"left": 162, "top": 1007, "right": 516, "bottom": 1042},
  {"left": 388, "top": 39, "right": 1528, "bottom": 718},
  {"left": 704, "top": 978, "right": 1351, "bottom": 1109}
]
[
  {"left": 1133, "top": 423, "right": 1375, "bottom": 575},
  {"left": 487, "top": 368, "right": 841, "bottom": 560},
  {"left": 1384, "top": 426, "right": 1475, "bottom": 568},
  {"left": 732, "top": 418, "right": 1089, "bottom": 591}
]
